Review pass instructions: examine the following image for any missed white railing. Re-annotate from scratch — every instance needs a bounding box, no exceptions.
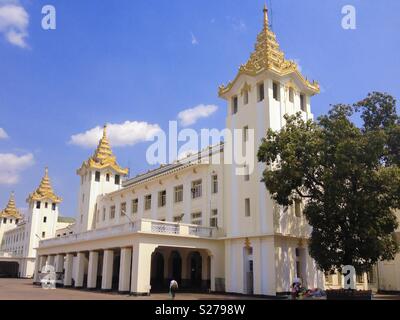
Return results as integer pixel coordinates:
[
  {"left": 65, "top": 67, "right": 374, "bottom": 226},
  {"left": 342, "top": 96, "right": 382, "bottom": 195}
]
[
  {"left": 40, "top": 219, "right": 217, "bottom": 248},
  {"left": 189, "top": 226, "right": 214, "bottom": 238},
  {"left": 150, "top": 221, "right": 179, "bottom": 235}
]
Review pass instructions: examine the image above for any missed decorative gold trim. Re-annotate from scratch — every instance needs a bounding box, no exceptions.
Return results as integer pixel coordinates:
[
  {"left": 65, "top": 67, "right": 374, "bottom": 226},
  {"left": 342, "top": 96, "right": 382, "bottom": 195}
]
[
  {"left": 218, "top": 5, "right": 319, "bottom": 97},
  {"left": 0, "top": 192, "right": 22, "bottom": 219},
  {"left": 27, "top": 168, "right": 62, "bottom": 204},
  {"left": 77, "top": 125, "right": 129, "bottom": 176}
]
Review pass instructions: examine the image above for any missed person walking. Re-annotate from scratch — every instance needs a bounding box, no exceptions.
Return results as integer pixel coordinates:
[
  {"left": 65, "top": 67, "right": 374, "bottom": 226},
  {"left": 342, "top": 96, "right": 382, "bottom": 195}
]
[{"left": 169, "top": 279, "right": 179, "bottom": 300}]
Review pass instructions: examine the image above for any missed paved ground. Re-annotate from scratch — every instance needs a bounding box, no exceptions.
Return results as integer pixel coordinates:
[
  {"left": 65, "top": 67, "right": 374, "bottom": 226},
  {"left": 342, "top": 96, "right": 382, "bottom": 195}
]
[
  {"left": 0, "top": 279, "right": 399, "bottom": 300},
  {"left": 0, "top": 279, "right": 267, "bottom": 300}
]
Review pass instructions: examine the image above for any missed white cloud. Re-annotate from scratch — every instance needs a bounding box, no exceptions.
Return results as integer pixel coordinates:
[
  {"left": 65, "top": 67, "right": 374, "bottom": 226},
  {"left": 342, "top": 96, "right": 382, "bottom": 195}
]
[
  {"left": 0, "top": 128, "right": 8, "bottom": 139},
  {"left": 178, "top": 104, "right": 218, "bottom": 127},
  {"left": 191, "top": 32, "right": 198, "bottom": 45},
  {"left": 0, "top": 1, "right": 29, "bottom": 48},
  {"left": 0, "top": 153, "right": 34, "bottom": 185},
  {"left": 226, "top": 16, "right": 247, "bottom": 32},
  {"left": 69, "top": 121, "right": 162, "bottom": 148}
]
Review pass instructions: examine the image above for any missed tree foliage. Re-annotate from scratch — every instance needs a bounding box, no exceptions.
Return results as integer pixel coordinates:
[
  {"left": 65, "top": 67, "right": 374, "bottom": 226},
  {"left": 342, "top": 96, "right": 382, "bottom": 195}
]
[{"left": 257, "top": 92, "right": 400, "bottom": 272}]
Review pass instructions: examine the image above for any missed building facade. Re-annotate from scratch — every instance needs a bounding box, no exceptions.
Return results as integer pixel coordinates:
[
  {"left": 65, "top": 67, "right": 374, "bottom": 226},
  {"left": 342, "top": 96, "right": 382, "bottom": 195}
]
[{"left": 0, "top": 169, "right": 74, "bottom": 278}]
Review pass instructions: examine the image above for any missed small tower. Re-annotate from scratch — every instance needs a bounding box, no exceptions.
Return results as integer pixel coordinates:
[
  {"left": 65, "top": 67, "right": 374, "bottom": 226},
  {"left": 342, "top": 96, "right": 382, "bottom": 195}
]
[
  {"left": 0, "top": 192, "right": 22, "bottom": 249},
  {"left": 25, "top": 168, "right": 62, "bottom": 257},
  {"left": 76, "top": 125, "right": 128, "bottom": 232}
]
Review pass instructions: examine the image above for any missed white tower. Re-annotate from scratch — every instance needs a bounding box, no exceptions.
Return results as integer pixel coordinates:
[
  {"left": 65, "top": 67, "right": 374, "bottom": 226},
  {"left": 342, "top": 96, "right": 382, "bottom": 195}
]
[
  {"left": 76, "top": 125, "right": 128, "bottom": 232},
  {"left": 218, "top": 6, "right": 323, "bottom": 295},
  {"left": 0, "top": 192, "right": 22, "bottom": 249},
  {"left": 25, "top": 168, "right": 62, "bottom": 258}
]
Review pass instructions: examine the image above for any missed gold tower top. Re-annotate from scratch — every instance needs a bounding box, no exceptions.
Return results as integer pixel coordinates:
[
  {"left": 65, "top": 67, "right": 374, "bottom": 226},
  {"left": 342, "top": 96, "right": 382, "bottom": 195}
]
[
  {"left": 27, "top": 168, "right": 62, "bottom": 204},
  {"left": 77, "top": 125, "right": 129, "bottom": 176},
  {"left": 219, "top": 5, "right": 319, "bottom": 96},
  {"left": 1, "top": 192, "right": 22, "bottom": 219}
]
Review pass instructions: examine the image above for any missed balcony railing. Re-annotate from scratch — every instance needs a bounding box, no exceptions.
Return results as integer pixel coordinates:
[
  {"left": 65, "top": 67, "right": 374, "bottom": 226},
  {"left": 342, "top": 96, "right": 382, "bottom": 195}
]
[{"left": 40, "top": 219, "right": 216, "bottom": 248}]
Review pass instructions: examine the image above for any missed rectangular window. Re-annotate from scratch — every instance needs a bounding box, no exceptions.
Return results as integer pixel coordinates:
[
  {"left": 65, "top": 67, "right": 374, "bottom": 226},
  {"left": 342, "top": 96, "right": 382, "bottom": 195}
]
[
  {"left": 43, "top": 217, "right": 47, "bottom": 223},
  {"left": 36, "top": 201, "right": 41, "bottom": 209},
  {"left": 42, "top": 232, "right": 45, "bottom": 238},
  {"left": 243, "top": 126, "right": 249, "bottom": 142},
  {"left": 106, "top": 173, "right": 110, "bottom": 182},
  {"left": 273, "top": 82, "right": 280, "bottom": 101},
  {"left": 3, "top": 218, "right": 6, "bottom": 224},
  {"left": 257, "top": 82, "right": 265, "bottom": 102},
  {"left": 232, "top": 96, "right": 238, "bottom": 115},
  {"left": 132, "top": 199, "right": 138, "bottom": 214},
  {"left": 110, "top": 205, "right": 116, "bottom": 219},
  {"left": 295, "top": 199, "right": 302, "bottom": 217},
  {"left": 45, "top": 202, "right": 48, "bottom": 209},
  {"left": 174, "top": 185, "right": 183, "bottom": 203},
  {"left": 289, "top": 87, "right": 294, "bottom": 103},
  {"left": 244, "top": 165, "right": 250, "bottom": 181},
  {"left": 158, "top": 190, "right": 166, "bottom": 207},
  {"left": 145, "top": 195, "right": 152, "bottom": 211},
  {"left": 120, "top": 202, "right": 126, "bottom": 216},
  {"left": 210, "top": 209, "right": 218, "bottom": 227},
  {"left": 212, "top": 175, "right": 218, "bottom": 194},
  {"left": 52, "top": 203, "right": 56, "bottom": 211},
  {"left": 300, "top": 94, "right": 306, "bottom": 112},
  {"left": 173, "top": 215, "right": 182, "bottom": 223},
  {"left": 191, "top": 212, "right": 202, "bottom": 225},
  {"left": 191, "top": 180, "right": 202, "bottom": 199},
  {"left": 102, "top": 207, "right": 106, "bottom": 221},
  {"left": 95, "top": 171, "right": 100, "bottom": 182},
  {"left": 115, "top": 175, "right": 120, "bottom": 185},
  {"left": 243, "top": 90, "right": 249, "bottom": 105},
  {"left": 245, "top": 198, "right": 251, "bottom": 217}
]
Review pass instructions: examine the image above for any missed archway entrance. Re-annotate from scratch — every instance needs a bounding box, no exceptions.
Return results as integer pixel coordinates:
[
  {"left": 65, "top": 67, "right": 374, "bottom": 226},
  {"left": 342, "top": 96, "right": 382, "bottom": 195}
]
[
  {"left": 171, "top": 251, "right": 182, "bottom": 282},
  {"left": 150, "top": 252, "right": 165, "bottom": 290},
  {"left": 189, "top": 252, "right": 202, "bottom": 288}
]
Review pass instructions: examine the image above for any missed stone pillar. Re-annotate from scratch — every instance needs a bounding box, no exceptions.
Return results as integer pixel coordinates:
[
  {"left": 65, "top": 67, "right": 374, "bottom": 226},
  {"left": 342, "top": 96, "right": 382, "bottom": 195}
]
[
  {"left": 131, "top": 243, "right": 157, "bottom": 295},
  {"left": 33, "top": 257, "right": 41, "bottom": 284},
  {"left": 64, "top": 253, "right": 74, "bottom": 287},
  {"left": 75, "top": 252, "right": 85, "bottom": 288},
  {"left": 210, "top": 255, "right": 216, "bottom": 292},
  {"left": 87, "top": 251, "right": 99, "bottom": 289},
  {"left": 46, "top": 255, "right": 55, "bottom": 267},
  {"left": 101, "top": 250, "right": 114, "bottom": 291},
  {"left": 55, "top": 254, "right": 64, "bottom": 273},
  {"left": 118, "top": 247, "right": 132, "bottom": 293},
  {"left": 201, "top": 252, "right": 209, "bottom": 290},
  {"left": 181, "top": 251, "right": 189, "bottom": 288}
]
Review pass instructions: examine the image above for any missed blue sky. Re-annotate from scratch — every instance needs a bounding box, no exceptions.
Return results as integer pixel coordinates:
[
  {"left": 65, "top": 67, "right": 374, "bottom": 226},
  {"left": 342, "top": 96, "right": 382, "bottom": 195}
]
[{"left": 0, "top": 0, "right": 399, "bottom": 217}]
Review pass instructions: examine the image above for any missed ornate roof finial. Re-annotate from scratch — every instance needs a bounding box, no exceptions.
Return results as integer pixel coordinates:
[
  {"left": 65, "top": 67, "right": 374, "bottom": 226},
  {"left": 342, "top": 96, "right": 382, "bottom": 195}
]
[
  {"left": 77, "top": 123, "right": 129, "bottom": 176},
  {"left": 263, "top": 3, "right": 269, "bottom": 30},
  {"left": 1, "top": 191, "right": 22, "bottom": 219},
  {"left": 27, "top": 167, "right": 62, "bottom": 204},
  {"left": 103, "top": 124, "right": 107, "bottom": 138}
]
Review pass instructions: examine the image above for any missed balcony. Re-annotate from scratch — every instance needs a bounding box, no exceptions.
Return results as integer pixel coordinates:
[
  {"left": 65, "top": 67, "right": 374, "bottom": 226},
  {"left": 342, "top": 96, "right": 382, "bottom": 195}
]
[{"left": 39, "top": 219, "right": 217, "bottom": 248}]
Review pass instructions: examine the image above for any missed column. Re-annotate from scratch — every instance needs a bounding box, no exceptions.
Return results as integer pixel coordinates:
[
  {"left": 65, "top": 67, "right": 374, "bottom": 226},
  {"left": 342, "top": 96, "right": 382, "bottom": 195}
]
[
  {"left": 55, "top": 254, "right": 64, "bottom": 273},
  {"left": 118, "top": 247, "right": 132, "bottom": 293},
  {"left": 33, "top": 257, "right": 41, "bottom": 284},
  {"left": 101, "top": 250, "right": 114, "bottom": 291},
  {"left": 75, "top": 252, "right": 85, "bottom": 288},
  {"left": 252, "top": 238, "right": 262, "bottom": 295},
  {"left": 87, "top": 251, "right": 99, "bottom": 289},
  {"left": 201, "top": 252, "right": 209, "bottom": 290},
  {"left": 46, "top": 255, "right": 55, "bottom": 267},
  {"left": 181, "top": 251, "right": 189, "bottom": 288},
  {"left": 130, "top": 243, "right": 157, "bottom": 295},
  {"left": 64, "top": 253, "right": 74, "bottom": 287}
]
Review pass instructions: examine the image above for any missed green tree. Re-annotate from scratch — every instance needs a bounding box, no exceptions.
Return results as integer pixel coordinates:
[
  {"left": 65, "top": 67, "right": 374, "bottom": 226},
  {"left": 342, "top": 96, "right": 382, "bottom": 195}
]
[{"left": 257, "top": 92, "right": 400, "bottom": 273}]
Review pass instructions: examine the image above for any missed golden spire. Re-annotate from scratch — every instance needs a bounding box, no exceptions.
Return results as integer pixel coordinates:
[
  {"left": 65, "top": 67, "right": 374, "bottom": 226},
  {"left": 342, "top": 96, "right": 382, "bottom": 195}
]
[
  {"left": 77, "top": 124, "right": 129, "bottom": 176},
  {"left": 263, "top": 3, "right": 269, "bottom": 30},
  {"left": 219, "top": 6, "right": 320, "bottom": 96},
  {"left": 27, "top": 167, "right": 62, "bottom": 203},
  {"left": 0, "top": 192, "right": 22, "bottom": 219}
]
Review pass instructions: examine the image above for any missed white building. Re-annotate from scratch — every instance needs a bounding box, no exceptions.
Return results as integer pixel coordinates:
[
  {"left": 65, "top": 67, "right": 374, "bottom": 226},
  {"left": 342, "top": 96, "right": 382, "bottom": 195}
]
[
  {"left": 31, "top": 5, "right": 398, "bottom": 295},
  {"left": 0, "top": 169, "right": 74, "bottom": 278}
]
